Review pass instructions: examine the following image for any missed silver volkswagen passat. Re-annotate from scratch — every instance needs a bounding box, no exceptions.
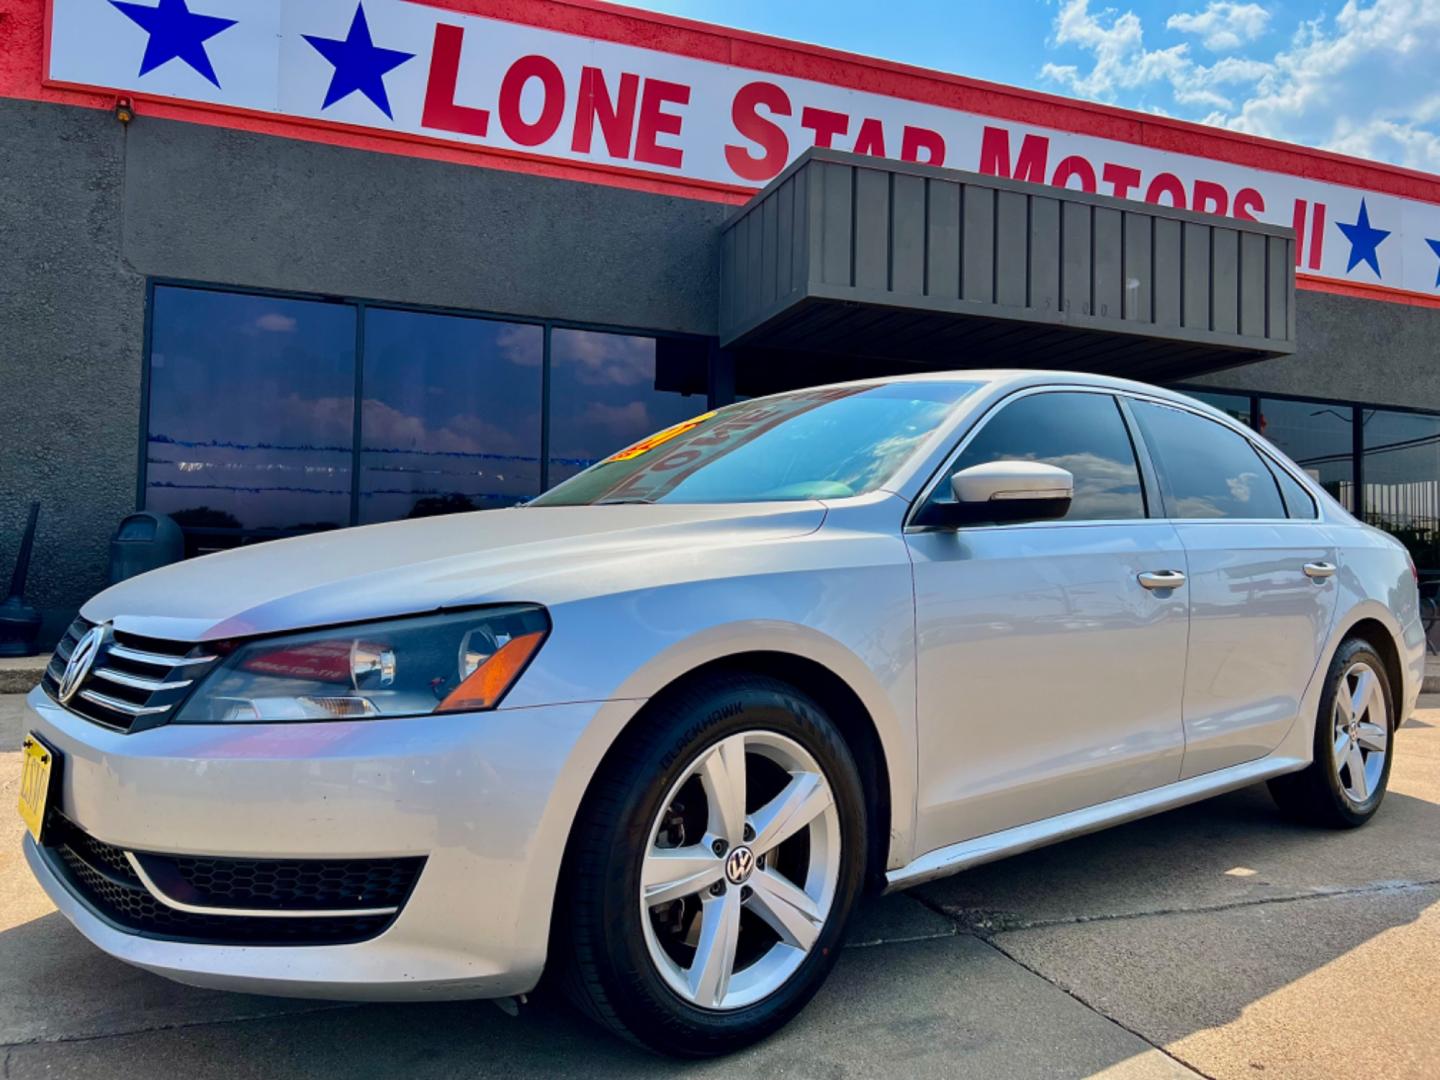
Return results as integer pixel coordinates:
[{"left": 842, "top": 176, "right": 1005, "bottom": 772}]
[{"left": 18, "top": 371, "right": 1423, "bottom": 1056}]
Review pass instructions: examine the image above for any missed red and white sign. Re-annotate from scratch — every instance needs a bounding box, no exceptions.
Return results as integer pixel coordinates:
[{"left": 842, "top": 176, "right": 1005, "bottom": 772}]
[{"left": 37, "top": 0, "right": 1440, "bottom": 304}]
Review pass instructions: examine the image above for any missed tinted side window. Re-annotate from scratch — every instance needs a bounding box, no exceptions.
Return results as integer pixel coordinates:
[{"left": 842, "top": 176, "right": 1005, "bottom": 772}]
[
  {"left": 1268, "top": 459, "right": 1319, "bottom": 519},
  {"left": 936, "top": 392, "right": 1146, "bottom": 522},
  {"left": 1131, "top": 401, "right": 1286, "bottom": 519}
]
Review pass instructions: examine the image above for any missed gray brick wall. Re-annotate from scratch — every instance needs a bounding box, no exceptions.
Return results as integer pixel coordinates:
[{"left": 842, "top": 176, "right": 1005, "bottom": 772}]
[{"left": 1193, "top": 288, "right": 1440, "bottom": 405}]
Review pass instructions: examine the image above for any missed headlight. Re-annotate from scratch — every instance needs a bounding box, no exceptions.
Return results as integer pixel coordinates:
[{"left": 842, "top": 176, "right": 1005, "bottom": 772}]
[{"left": 174, "top": 606, "right": 549, "bottom": 724}]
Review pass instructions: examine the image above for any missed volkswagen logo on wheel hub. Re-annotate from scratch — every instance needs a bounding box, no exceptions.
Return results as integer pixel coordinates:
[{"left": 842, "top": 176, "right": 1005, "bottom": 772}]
[
  {"left": 725, "top": 845, "right": 755, "bottom": 885},
  {"left": 58, "top": 625, "right": 107, "bottom": 704}
]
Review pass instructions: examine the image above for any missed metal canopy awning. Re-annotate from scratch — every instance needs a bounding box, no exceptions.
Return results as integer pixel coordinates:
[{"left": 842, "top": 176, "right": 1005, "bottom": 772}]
[{"left": 719, "top": 149, "right": 1296, "bottom": 384}]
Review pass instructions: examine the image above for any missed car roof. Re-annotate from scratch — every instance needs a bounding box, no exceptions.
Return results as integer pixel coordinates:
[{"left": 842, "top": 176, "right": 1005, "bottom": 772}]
[{"left": 784, "top": 369, "right": 1208, "bottom": 408}]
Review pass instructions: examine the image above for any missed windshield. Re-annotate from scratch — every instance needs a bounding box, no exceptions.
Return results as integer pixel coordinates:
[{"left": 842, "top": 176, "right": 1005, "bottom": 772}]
[{"left": 528, "top": 380, "right": 982, "bottom": 506}]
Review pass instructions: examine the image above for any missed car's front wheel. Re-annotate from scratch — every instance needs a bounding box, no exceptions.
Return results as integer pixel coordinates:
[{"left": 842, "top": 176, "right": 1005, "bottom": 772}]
[{"left": 559, "top": 674, "right": 867, "bottom": 1057}]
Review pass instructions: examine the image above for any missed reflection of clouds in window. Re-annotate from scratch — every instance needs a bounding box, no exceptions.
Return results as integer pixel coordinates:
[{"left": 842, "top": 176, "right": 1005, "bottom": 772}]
[
  {"left": 1046, "top": 452, "right": 1142, "bottom": 517},
  {"left": 360, "top": 399, "right": 529, "bottom": 457},
  {"left": 548, "top": 329, "right": 693, "bottom": 483},
  {"left": 357, "top": 311, "right": 543, "bottom": 520},
  {"left": 254, "top": 313, "right": 297, "bottom": 333},
  {"left": 1225, "top": 471, "right": 1262, "bottom": 504},
  {"left": 578, "top": 399, "right": 654, "bottom": 441},
  {"left": 554, "top": 330, "right": 655, "bottom": 387},
  {"left": 273, "top": 393, "right": 354, "bottom": 445},
  {"left": 828, "top": 416, "right": 948, "bottom": 493},
  {"left": 497, "top": 324, "right": 542, "bottom": 368}
]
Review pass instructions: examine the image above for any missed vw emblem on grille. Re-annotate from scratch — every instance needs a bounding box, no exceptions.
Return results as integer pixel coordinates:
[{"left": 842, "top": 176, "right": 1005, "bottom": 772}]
[
  {"left": 725, "top": 845, "right": 755, "bottom": 885},
  {"left": 58, "top": 625, "right": 107, "bottom": 704}
]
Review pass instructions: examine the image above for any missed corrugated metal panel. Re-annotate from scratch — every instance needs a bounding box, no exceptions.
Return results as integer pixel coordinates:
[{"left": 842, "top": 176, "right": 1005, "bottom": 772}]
[{"left": 719, "top": 148, "right": 1297, "bottom": 377}]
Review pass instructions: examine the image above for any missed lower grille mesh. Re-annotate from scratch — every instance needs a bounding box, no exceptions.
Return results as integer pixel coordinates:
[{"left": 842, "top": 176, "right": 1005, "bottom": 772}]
[{"left": 44, "top": 817, "right": 422, "bottom": 947}]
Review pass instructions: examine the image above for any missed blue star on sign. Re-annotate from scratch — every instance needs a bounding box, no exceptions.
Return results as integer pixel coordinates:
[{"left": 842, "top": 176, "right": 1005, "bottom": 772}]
[
  {"left": 1335, "top": 198, "right": 1391, "bottom": 278},
  {"left": 110, "top": 0, "right": 237, "bottom": 89},
  {"left": 1427, "top": 238, "right": 1440, "bottom": 288},
  {"left": 303, "top": 4, "right": 414, "bottom": 120}
]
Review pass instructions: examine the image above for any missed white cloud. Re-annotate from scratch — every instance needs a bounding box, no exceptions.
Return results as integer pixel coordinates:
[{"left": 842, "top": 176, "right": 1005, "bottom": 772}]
[
  {"left": 1220, "top": 0, "right": 1440, "bottom": 171},
  {"left": 1042, "top": 0, "right": 1269, "bottom": 110},
  {"left": 1041, "top": 0, "right": 1440, "bottom": 171},
  {"left": 1167, "top": 2, "right": 1271, "bottom": 51}
]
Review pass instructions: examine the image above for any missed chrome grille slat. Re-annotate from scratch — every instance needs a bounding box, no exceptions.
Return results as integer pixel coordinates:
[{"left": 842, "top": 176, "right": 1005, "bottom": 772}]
[
  {"left": 107, "top": 643, "right": 218, "bottom": 668},
  {"left": 47, "top": 618, "right": 217, "bottom": 732},
  {"left": 92, "top": 667, "right": 194, "bottom": 693},
  {"left": 78, "top": 689, "right": 174, "bottom": 717}
]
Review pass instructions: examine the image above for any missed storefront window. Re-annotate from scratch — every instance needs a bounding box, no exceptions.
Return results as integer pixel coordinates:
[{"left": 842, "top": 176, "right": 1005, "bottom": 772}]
[
  {"left": 1257, "top": 398, "right": 1355, "bottom": 510},
  {"left": 144, "top": 286, "right": 714, "bottom": 545},
  {"left": 145, "top": 287, "right": 355, "bottom": 538},
  {"left": 547, "top": 329, "right": 708, "bottom": 484},
  {"left": 359, "top": 310, "right": 543, "bottom": 523},
  {"left": 1362, "top": 409, "right": 1440, "bottom": 572}
]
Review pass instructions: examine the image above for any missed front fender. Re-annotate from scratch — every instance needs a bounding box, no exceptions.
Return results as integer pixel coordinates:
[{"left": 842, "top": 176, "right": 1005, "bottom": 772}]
[{"left": 503, "top": 556, "right": 920, "bottom": 868}]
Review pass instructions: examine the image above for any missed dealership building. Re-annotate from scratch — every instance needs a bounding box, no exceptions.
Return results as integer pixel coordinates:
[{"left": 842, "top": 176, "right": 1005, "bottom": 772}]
[{"left": 4, "top": 0, "right": 1440, "bottom": 644}]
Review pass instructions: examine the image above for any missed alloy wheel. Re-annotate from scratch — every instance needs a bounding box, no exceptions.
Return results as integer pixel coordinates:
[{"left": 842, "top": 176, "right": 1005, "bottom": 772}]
[
  {"left": 1332, "top": 659, "right": 1388, "bottom": 804},
  {"left": 639, "top": 730, "right": 842, "bottom": 1011}
]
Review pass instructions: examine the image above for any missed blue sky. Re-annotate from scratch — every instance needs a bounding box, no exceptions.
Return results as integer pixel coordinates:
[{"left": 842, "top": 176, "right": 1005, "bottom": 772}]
[{"left": 618, "top": 0, "right": 1440, "bottom": 171}]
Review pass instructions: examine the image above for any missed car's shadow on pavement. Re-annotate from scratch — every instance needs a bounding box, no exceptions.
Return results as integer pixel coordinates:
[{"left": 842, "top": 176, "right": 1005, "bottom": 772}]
[{"left": 4, "top": 751, "right": 1438, "bottom": 1078}]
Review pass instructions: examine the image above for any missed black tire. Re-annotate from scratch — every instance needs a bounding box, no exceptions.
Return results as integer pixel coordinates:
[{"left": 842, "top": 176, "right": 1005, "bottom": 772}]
[
  {"left": 557, "top": 673, "right": 867, "bottom": 1057},
  {"left": 1268, "top": 637, "right": 1395, "bottom": 828}
]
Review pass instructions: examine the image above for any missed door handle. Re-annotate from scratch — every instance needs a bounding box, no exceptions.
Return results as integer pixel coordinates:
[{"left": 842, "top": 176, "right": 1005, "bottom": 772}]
[
  {"left": 1138, "top": 569, "right": 1186, "bottom": 590},
  {"left": 1303, "top": 561, "right": 1337, "bottom": 580}
]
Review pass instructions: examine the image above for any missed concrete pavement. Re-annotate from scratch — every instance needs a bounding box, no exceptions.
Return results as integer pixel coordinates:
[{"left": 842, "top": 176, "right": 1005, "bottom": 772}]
[{"left": 3, "top": 695, "right": 1438, "bottom": 1078}]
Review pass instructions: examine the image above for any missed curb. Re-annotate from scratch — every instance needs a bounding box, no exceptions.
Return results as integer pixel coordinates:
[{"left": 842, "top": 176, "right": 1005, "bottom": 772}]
[{"left": 0, "top": 660, "right": 48, "bottom": 696}]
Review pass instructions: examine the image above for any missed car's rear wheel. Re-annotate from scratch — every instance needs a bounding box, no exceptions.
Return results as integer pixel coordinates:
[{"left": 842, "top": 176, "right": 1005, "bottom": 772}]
[
  {"left": 1268, "top": 637, "right": 1394, "bottom": 828},
  {"left": 558, "top": 674, "right": 866, "bottom": 1057}
]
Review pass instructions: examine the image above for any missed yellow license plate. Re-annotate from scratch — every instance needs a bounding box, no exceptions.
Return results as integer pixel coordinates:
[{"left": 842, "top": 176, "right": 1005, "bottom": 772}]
[{"left": 17, "top": 733, "right": 57, "bottom": 844}]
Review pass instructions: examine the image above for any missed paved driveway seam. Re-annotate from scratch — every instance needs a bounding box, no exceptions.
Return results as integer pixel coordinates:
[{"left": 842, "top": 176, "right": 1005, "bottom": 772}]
[
  {"left": 904, "top": 891, "right": 1211, "bottom": 1078},
  {"left": 0, "top": 1003, "right": 358, "bottom": 1051},
  {"left": 930, "top": 877, "right": 1440, "bottom": 935},
  {"left": 976, "top": 930, "right": 1213, "bottom": 1080}
]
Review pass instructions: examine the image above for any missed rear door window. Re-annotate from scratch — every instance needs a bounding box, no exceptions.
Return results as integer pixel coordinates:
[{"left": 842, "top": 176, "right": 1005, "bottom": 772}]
[{"left": 1131, "top": 401, "right": 1286, "bottom": 519}]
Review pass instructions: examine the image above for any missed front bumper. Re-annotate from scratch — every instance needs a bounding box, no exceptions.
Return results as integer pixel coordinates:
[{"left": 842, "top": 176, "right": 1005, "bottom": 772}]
[{"left": 20, "top": 684, "right": 640, "bottom": 1000}]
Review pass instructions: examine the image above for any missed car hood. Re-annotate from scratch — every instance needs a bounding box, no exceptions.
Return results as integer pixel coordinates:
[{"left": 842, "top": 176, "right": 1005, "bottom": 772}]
[{"left": 83, "top": 502, "right": 827, "bottom": 642}]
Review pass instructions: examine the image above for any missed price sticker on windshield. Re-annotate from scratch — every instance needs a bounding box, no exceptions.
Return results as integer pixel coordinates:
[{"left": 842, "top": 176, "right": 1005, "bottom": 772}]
[{"left": 605, "top": 412, "right": 717, "bottom": 463}]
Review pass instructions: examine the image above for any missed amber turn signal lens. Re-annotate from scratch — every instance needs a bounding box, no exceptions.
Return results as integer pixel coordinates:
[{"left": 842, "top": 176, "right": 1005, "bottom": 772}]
[{"left": 436, "top": 630, "right": 547, "bottom": 712}]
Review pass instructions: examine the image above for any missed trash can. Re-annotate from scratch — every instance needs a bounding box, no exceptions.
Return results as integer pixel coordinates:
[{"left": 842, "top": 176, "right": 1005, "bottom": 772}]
[{"left": 108, "top": 512, "right": 185, "bottom": 584}]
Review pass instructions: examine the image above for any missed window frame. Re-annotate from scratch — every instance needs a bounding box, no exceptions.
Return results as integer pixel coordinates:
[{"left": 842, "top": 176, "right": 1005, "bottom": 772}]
[
  {"left": 137, "top": 277, "right": 714, "bottom": 543},
  {"left": 905, "top": 385, "right": 1159, "bottom": 532}
]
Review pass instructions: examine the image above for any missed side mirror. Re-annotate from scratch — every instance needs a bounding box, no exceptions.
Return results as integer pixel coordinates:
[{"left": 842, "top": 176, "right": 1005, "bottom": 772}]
[{"left": 921, "top": 461, "right": 1074, "bottom": 527}]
